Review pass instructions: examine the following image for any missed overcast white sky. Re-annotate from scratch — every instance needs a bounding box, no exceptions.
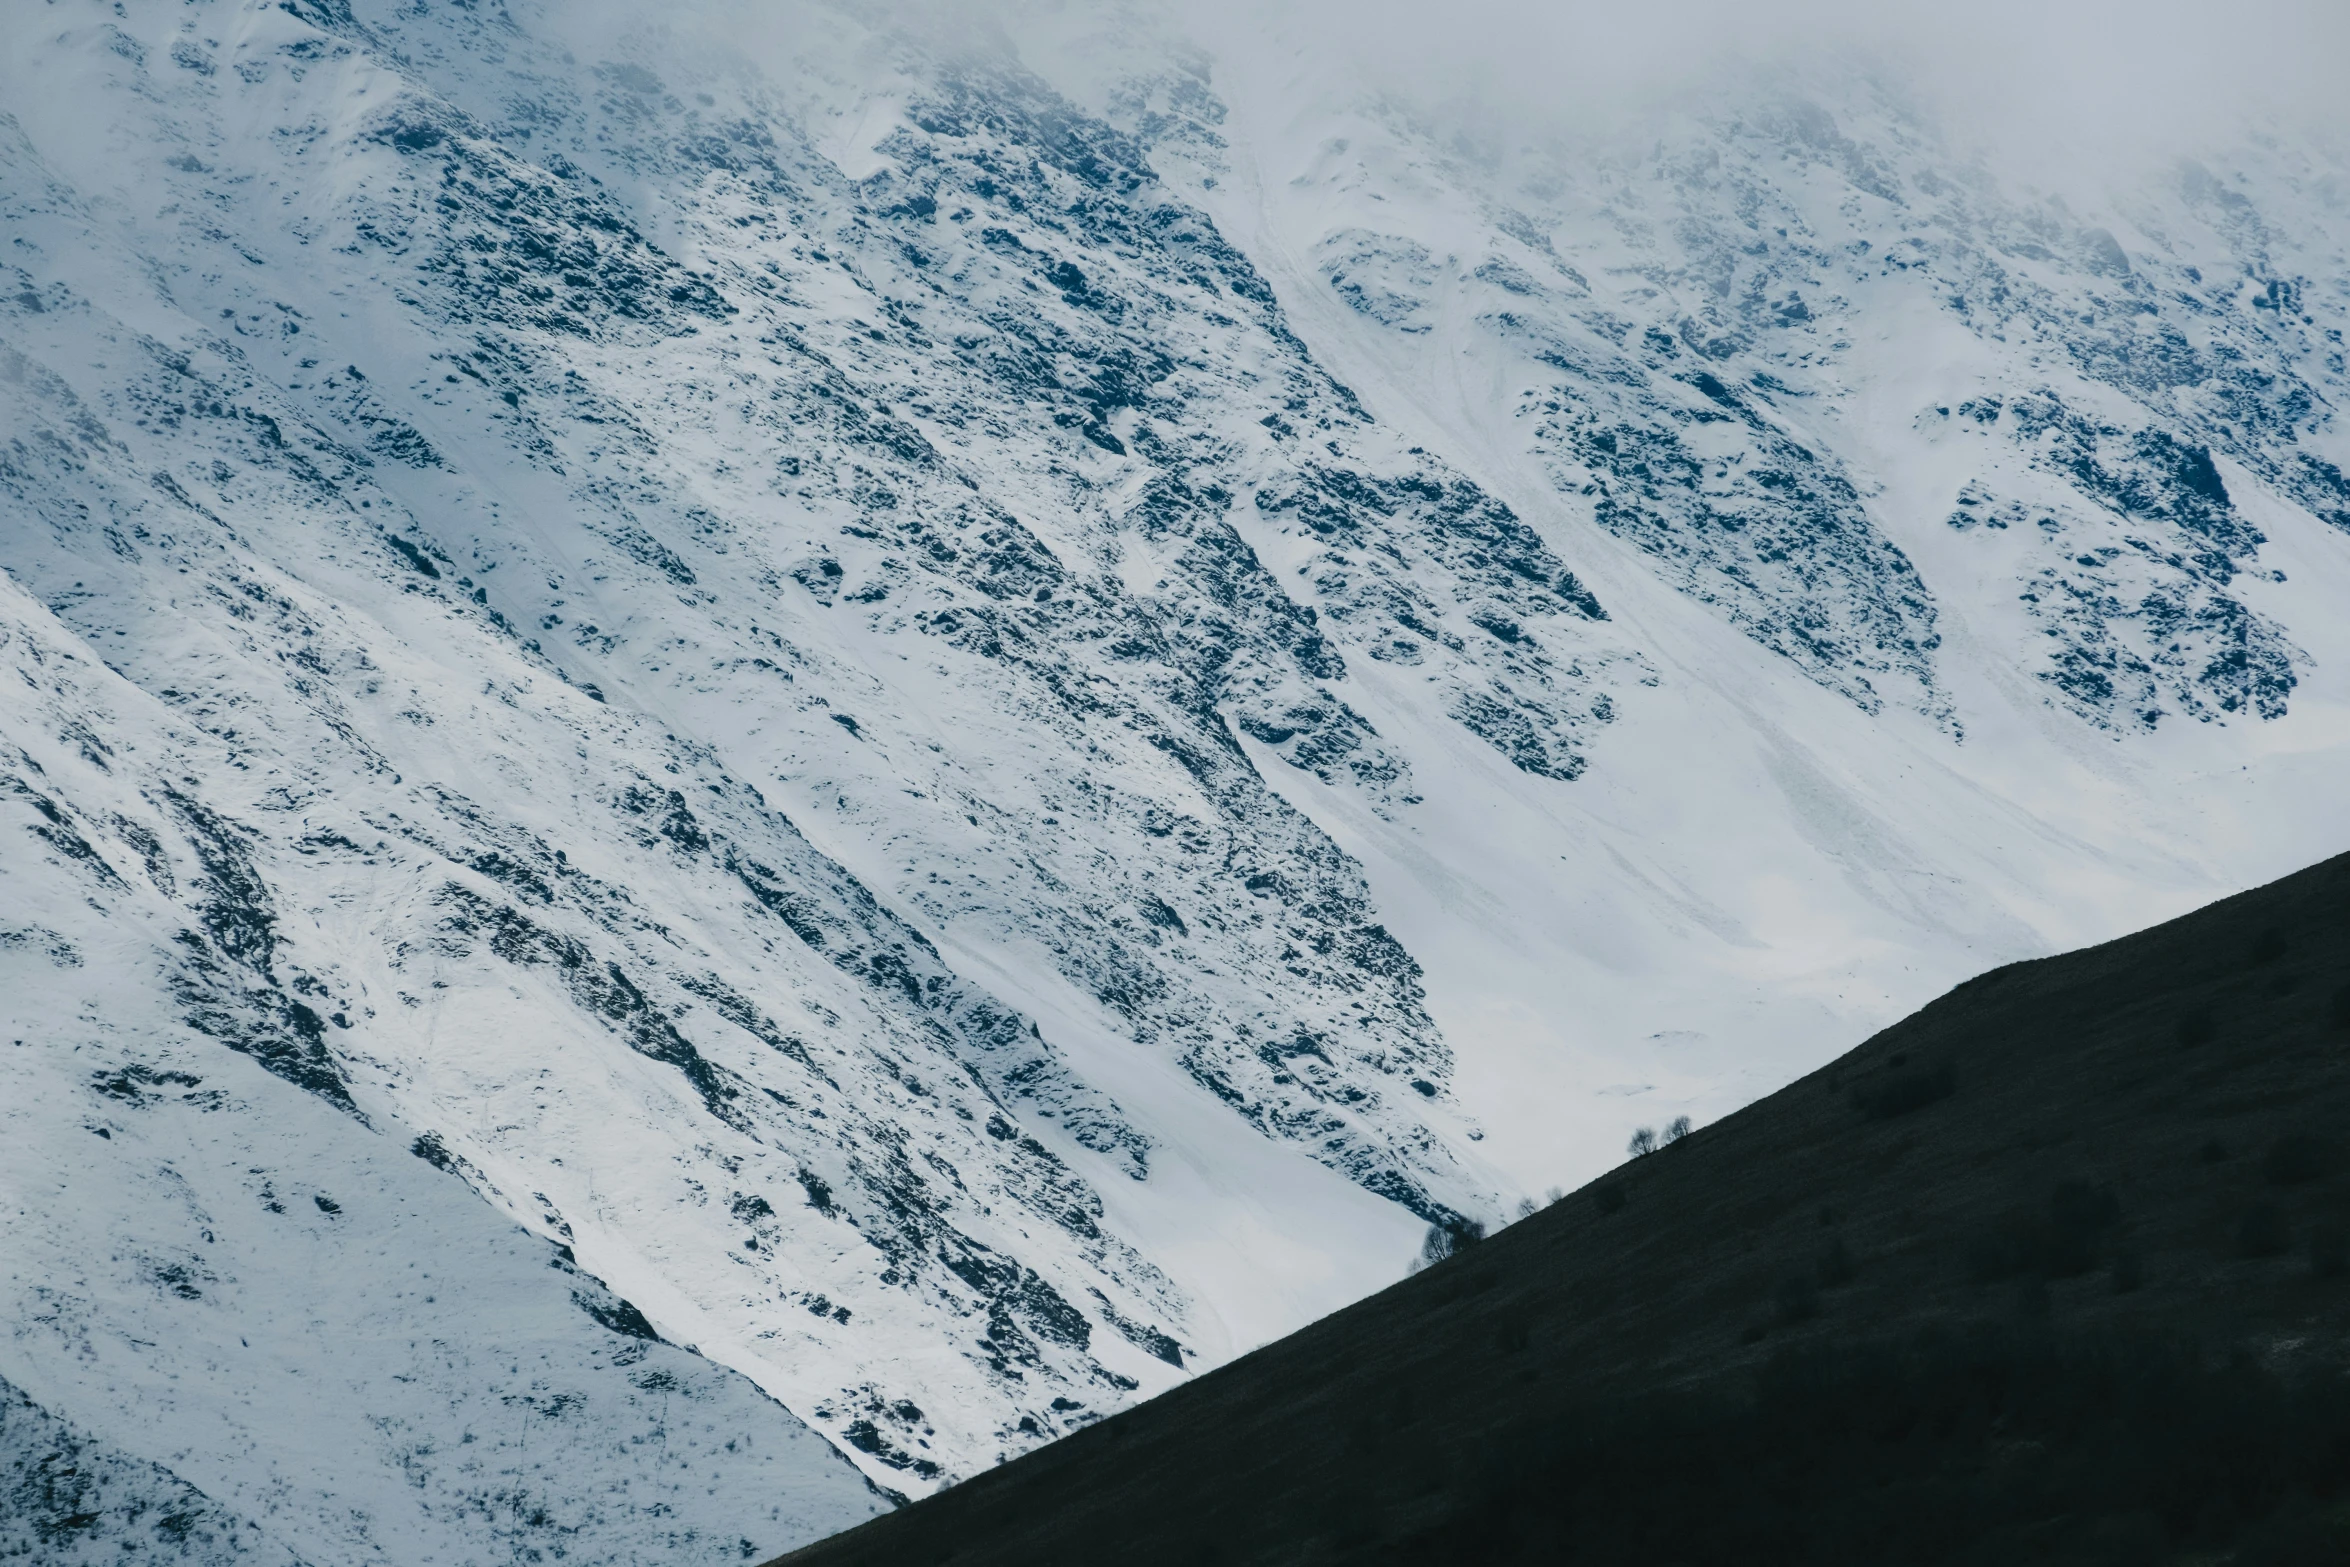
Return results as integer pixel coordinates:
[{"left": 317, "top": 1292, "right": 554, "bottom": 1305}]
[
  {"left": 646, "top": 0, "right": 2350, "bottom": 193},
  {"left": 1189, "top": 0, "right": 2350, "bottom": 171}
]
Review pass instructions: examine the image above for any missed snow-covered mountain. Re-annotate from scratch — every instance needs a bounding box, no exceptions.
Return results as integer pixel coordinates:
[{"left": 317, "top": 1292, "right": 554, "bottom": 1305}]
[{"left": 3, "top": 0, "right": 2347, "bottom": 1558}]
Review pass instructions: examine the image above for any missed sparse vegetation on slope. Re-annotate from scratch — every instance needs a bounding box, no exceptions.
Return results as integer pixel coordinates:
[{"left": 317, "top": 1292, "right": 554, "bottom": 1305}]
[{"left": 772, "top": 850, "right": 2350, "bottom": 1566}]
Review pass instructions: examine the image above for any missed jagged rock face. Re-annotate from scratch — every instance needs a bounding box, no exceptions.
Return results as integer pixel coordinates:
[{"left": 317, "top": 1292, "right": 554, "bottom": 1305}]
[
  {"left": 1166, "top": 76, "right": 2348, "bottom": 736},
  {"left": 2, "top": 0, "right": 2348, "bottom": 1556}
]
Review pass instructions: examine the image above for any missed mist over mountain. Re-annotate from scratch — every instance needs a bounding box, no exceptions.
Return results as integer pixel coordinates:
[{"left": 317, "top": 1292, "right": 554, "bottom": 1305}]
[{"left": 2, "top": 0, "right": 2346, "bottom": 1560}]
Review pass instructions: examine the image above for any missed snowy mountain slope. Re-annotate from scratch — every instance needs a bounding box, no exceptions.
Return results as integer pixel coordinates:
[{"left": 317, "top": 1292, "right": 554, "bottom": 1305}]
[
  {"left": 0, "top": 145, "right": 1215, "bottom": 1493},
  {"left": 0, "top": 0, "right": 1547, "bottom": 1518},
  {"left": 0, "top": 570, "right": 888, "bottom": 1561},
  {"left": 2, "top": 1374, "right": 311, "bottom": 1567},
  {"left": 1184, "top": 73, "right": 2350, "bottom": 734},
  {"left": 4, "top": 0, "right": 2350, "bottom": 1552},
  {"left": 1074, "top": 12, "right": 2350, "bottom": 1179}
]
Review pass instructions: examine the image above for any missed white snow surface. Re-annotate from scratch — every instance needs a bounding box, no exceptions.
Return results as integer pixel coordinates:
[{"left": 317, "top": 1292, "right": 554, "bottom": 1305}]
[{"left": 2, "top": 0, "right": 2348, "bottom": 1554}]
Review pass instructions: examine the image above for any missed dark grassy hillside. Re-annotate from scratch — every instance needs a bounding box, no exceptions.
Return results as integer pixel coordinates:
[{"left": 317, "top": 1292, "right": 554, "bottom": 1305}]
[{"left": 771, "top": 852, "right": 2350, "bottom": 1566}]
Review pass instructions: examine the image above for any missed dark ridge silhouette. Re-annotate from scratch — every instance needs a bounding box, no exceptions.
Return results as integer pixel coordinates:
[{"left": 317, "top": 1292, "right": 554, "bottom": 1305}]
[{"left": 770, "top": 851, "right": 2350, "bottom": 1566}]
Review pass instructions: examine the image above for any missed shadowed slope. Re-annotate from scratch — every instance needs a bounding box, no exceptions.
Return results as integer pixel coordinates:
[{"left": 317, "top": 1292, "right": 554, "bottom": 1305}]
[{"left": 773, "top": 849, "right": 2350, "bottom": 1565}]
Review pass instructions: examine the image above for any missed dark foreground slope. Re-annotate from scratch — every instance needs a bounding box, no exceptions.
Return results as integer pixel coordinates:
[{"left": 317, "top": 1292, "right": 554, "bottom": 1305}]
[{"left": 774, "top": 853, "right": 2350, "bottom": 1566}]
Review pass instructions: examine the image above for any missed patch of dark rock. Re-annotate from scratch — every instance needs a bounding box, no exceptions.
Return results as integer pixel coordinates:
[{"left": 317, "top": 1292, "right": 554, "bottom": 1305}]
[
  {"left": 1087, "top": 1289, "right": 1184, "bottom": 1368},
  {"left": 384, "top": 534, "right": 442, "bottom": 578},
  {"left": 575, "top": 1289, "right": 661, "bottom": 1342}
]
